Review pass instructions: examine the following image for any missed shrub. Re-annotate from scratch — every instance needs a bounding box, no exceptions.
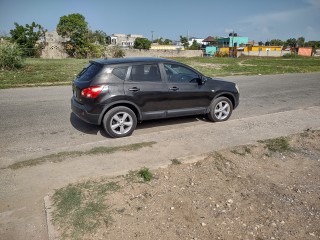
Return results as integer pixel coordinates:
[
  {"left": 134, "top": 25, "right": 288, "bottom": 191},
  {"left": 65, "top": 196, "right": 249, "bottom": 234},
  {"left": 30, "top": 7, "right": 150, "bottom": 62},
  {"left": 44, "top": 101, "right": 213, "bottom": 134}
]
[
  {"left": 138, "top": 167, "right": 153, "bottom": 182},
  {"left": 0, "top": 42, "right": 24, "bottom": 70}
]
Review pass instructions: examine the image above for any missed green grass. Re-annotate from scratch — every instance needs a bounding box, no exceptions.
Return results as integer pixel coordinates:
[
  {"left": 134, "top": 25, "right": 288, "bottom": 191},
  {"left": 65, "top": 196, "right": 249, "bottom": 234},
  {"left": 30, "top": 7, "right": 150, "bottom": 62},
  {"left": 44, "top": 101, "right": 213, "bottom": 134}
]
[
  {"left": 0, "top": 58, "right": 88, "bottom": 89},
  {"left": 259, "top": 137, "right": 291, "bottom": 152},
  {"left": 138, "top": 167, "right": 153, "bottom": 182},
  {"left": 7, "top": 141, "right": 156, "bottom": 170},
  {"left": 172, "top": 56, "right": 320, "bottom": 77},
  {"left": 52, "top": 180, "right": 120, "bottom": 239},
  {"left": 1, "top": 57, "right": 320, "bottom": 89}
]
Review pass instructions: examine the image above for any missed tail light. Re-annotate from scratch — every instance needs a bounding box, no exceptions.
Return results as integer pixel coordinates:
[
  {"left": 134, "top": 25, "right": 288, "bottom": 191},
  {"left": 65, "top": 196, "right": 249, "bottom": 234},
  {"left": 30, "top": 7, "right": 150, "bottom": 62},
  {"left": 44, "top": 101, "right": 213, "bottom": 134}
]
[{"left": 81, "top": 86, "right": 104, "bottom": 99}]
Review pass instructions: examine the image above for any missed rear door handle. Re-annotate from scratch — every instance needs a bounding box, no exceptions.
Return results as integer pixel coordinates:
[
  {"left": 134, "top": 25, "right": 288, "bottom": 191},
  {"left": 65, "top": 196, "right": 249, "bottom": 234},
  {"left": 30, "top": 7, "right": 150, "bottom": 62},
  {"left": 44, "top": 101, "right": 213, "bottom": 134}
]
[
  {"left": 129, "top": 87, "right": 140, "bottom": 92},
  {"left": 169, "top": 86, "right": 179, "bottom": 91}
]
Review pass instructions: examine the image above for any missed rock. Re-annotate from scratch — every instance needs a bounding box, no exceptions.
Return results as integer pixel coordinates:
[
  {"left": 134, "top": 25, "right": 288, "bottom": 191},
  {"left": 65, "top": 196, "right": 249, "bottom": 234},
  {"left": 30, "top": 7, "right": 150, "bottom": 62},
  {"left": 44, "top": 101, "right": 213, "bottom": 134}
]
[
  {"left": 170, "top": 207, "right": 174, "bottom": 210},
  {"left": 201, "top": 222, "right": 206, "bottom": 226}
]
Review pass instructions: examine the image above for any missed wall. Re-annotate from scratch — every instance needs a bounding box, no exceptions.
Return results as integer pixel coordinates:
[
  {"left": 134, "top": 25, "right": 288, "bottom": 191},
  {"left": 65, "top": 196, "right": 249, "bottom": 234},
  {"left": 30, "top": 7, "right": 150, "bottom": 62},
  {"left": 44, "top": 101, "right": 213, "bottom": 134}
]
[
  {"left": 40, "top": 30, "right": 69, "bottom": 59},
  {"left": 123, "top": 49, "right": 203, "bottom": 58},
  {"left": 240, "top": 50, "right": 291, "bottom": 57},
  {"left": 298, "top": 47, "right": 313, "bottom": 56}
]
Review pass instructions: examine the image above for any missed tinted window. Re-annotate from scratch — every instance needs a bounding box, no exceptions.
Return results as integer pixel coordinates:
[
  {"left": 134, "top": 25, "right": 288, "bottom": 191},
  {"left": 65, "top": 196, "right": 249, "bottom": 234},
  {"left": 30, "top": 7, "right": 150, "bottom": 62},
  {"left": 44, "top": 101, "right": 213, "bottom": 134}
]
[
  {"left": 77, "top": 63, "right": 102, "bottom": 82},
  {"left": 112, "top": 66, "right": 128, "bottom": 80},
  {"left": 164, "top": 64, "right": 199, "bottom": 83},
  {"left": 129, "top": 64, "right": 161, "bottom": 82}
]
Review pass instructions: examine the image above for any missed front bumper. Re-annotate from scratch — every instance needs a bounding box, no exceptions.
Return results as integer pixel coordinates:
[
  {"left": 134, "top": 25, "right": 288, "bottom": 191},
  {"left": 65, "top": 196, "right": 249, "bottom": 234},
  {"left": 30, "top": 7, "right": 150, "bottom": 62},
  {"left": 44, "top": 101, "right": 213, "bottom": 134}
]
[{"left": 71, "top": 97, "right": 100, "bottom": 125}]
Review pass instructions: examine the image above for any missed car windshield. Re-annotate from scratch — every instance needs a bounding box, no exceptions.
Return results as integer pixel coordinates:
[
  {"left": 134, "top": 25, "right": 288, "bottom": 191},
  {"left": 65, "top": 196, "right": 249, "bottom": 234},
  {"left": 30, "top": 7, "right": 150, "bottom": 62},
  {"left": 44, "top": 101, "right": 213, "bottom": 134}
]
[{"left": 76, "top": 63, "right": 103, "bottom": 82}]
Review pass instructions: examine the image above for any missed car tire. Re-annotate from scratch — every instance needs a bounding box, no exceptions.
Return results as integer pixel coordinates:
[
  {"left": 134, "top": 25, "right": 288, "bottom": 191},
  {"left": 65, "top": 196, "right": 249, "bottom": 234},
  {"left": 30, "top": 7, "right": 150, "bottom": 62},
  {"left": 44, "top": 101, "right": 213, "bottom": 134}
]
[
  {"left": 207, "top": 97, "right": 233, "bottom": 122},
  {"left": 103, "top": 106, "right": 137, "bottom": 138}
]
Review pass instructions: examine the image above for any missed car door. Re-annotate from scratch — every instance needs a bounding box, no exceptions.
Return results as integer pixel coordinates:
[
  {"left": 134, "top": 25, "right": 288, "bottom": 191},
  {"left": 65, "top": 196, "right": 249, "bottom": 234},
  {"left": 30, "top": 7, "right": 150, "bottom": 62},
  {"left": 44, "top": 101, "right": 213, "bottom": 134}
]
[
  {"left": 124, "top": 63, "right": 168, "bottom": 120},
  {"left": 162, "top": 63, "right": 211, "bottom": 117}
]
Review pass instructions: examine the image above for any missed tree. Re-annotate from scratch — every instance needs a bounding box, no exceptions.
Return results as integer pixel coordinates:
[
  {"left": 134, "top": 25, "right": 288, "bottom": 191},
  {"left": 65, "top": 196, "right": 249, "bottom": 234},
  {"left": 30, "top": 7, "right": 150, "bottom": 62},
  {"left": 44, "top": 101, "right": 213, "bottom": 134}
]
[
  {"left": 269, "top": 39, "right": 284, "bottom": 46},
  {"left": 10, "top": 22, "right": 46, "bottom": 57},
  {"left": 89, "top": 30, "right": 108, "bottom": 45},
  {"left": 286, "top": 38, "right": 297, "bottom": 47},
  {"left": 258, "top": 41, "right": 264, "bottom": 46},
  {"left": 180, "top": 36, "right": 189, "bottom": 49},
  {"left": 189, "top": 40, "right": 200, "bottom": 50},
  {"left": 163, "top": 39, "right": 172, "bottom": 45},
  {"left": 133, "top": 38, "right": 151, "bottom": 50},
  {"left": 297, "top": 37, "right": 305, "bottom": 47},
  {"left": 57, "top": 13, "right": 106, "bottom": 58}
]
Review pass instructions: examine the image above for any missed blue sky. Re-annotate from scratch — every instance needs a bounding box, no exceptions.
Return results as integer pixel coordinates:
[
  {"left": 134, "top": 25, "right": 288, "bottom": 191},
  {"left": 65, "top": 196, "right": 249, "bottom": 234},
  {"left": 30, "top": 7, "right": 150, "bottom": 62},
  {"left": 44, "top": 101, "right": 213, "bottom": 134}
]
[{"left": 0, "top": 0, "right": 319, "bottom": 42}]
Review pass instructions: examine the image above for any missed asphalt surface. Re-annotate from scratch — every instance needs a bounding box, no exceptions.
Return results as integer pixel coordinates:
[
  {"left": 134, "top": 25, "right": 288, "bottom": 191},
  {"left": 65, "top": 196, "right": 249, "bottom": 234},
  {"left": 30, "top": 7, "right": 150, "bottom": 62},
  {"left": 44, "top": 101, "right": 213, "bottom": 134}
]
[
  {"left": 0, "top": 72, "right": 320, "bottom": 168},
  {"left": 0, "top": 72, "right": 320, "bottom": 240}
]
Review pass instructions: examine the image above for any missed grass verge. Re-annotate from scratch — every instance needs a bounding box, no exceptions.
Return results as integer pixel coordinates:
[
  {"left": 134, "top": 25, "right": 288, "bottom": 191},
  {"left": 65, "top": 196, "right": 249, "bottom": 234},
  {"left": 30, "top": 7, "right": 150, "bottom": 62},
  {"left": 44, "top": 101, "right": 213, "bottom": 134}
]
[
  {"left": 1, "top": 57, "right": 320, "bottom": 88},
  {"left": 7, "top": 141, "right": 156, "bottom": 170},
  {"left": 52, "top": 180, "right": 120, "bottom": 239}
]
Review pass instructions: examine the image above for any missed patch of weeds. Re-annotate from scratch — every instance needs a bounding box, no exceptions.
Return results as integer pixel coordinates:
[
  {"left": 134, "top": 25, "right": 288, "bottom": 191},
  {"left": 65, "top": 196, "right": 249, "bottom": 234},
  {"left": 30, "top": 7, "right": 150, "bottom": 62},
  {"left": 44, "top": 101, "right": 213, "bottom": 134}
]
[
  {"left": 124, "top": 170, "right": 141, "bottom": 183},
  {"left": 52, "top": 180, "right": 120, "bottom": 239},
  {"left": 259, "top": 137, "right": 291, "bottom": 152},
  {"left": 7, "top": 141, "right": 156, "bottom": 170},
  {"left": 138, "top": 167, "right": 153, "bottom": 182},
  {"left": 171, "top": 158, "right": 182, "bottom": 165},
  {"left": 231, "top": 146, "right": 252, "bottom": 156}
]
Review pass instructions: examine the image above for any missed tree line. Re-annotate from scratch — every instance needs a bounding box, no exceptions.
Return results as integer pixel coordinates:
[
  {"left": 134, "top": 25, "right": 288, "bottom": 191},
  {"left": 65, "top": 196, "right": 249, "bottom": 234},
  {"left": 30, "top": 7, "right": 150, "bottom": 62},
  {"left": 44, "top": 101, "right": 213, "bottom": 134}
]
[{"left": 1, "top": 12, "right": 320, "bottom": 61}]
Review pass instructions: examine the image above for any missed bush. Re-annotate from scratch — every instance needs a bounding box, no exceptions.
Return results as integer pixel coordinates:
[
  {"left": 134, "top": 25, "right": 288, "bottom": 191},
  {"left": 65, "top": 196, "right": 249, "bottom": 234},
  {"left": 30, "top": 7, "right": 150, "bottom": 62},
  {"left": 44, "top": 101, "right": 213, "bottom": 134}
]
[{"left": 0, "top": 42, "right": 24, "bottom": 70}]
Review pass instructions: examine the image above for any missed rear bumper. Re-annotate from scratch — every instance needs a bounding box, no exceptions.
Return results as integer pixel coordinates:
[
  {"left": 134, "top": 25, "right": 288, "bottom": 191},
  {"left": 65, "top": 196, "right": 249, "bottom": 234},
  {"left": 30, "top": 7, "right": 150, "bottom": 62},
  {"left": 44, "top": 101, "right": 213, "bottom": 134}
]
[{"left": 71, "top": 97, "right": 100, "bottom": 125}]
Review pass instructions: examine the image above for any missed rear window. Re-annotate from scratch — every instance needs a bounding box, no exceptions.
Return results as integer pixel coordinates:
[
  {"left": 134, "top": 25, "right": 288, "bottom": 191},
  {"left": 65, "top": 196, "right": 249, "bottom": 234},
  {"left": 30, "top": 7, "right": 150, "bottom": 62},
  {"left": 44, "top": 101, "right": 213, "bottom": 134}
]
[{"left": 76, "top": 63, "right": 103, "bottom": 82}]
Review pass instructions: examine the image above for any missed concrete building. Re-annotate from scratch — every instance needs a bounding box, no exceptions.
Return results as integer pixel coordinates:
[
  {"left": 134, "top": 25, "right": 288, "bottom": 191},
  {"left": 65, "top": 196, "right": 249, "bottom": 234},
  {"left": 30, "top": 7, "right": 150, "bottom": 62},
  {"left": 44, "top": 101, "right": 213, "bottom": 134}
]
[
  {"left": 218, "top": 36, "right": 249, "bottom": 47},
  {"left": 40, "top": 29, "right": 69, "bottom": 59},
  {"left": 109, "top": 34, "right": 144, "bottom": 47},
  {"left": 188, "top": 37, "right": 206, "bottom": 46}
]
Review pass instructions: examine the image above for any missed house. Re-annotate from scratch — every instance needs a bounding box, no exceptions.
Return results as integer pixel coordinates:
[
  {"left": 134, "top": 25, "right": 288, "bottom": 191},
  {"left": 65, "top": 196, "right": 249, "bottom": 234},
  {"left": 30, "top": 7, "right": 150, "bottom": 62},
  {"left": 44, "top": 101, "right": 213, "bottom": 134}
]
[
  {"left": 217, "top": 36, "right": 249, "bottom": 48},
  {"left": 109, "top": 34, "right": 144, "bottom": 47}
]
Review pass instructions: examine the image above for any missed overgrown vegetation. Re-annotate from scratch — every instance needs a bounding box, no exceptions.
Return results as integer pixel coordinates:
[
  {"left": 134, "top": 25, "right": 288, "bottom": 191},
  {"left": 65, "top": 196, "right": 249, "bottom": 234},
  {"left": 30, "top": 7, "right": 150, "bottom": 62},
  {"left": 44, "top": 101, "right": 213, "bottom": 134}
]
[
  {"left": 52, "top": 180, "right": 120, "bottom": 239},
  {"left": 0, "top": 42, "right": 24, "bottom": 70},
  {"left": 7, "top": 141, "right": 156, "bottom": 169}
]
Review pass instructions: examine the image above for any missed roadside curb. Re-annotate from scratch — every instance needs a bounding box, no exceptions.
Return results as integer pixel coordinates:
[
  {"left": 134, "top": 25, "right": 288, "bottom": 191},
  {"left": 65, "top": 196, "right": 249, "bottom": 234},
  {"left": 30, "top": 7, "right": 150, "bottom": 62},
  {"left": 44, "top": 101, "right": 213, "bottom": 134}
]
[{"left": 44, "top": 194, "right": 58, "bottom": 240}]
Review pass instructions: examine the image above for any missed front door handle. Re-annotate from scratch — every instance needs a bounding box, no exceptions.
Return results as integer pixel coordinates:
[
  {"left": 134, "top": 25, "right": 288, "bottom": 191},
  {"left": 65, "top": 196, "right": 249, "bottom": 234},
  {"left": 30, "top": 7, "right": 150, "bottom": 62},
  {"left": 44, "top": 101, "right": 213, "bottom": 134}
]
[
  {"left": 129, "top": 87, "right": 140, "bottom": 92},
  {"left": 169, "top": 86, "right": 179, "bottom": 91}
]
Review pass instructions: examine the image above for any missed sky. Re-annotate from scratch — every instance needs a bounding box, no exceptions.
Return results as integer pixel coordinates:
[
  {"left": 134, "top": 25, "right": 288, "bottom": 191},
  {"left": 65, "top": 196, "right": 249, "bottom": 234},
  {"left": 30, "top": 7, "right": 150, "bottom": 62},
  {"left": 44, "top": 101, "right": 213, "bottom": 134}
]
[{"left": 0, "top": 0, "right": 319, "bottom": 42}]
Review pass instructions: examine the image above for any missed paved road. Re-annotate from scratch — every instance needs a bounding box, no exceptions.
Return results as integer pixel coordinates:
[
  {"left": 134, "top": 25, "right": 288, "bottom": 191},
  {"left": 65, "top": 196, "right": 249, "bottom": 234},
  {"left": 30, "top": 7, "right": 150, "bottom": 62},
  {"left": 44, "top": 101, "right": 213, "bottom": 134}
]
[
  {"left": 0, "top": 72, "right": 320, "bottom": 240},
  {"left": 0, "top": 72, "right": 320, "bottom": 167}
]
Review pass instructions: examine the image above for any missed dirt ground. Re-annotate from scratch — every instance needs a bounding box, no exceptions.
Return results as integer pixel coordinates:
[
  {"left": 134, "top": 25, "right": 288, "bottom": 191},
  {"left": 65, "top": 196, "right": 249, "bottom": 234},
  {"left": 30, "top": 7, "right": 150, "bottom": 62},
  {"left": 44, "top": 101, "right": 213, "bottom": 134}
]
[{"left": 51, "top": 130, "right": 320, "bottom": 240}]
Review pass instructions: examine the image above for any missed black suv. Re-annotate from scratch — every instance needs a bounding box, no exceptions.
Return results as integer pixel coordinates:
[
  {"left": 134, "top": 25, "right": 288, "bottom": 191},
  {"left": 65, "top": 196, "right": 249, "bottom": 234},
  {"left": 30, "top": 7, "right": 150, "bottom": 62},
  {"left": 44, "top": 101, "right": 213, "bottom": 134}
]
[{"left": 71, "top": 57, "right": 239, "bottom": 138}]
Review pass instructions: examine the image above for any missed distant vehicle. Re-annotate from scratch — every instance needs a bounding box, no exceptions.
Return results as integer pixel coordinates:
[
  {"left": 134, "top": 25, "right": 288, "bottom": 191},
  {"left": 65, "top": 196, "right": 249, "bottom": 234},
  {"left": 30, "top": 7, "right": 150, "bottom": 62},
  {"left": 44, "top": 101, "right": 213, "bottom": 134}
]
[{"left": 71, "top": 57, "right": 240, "bottom": 138}]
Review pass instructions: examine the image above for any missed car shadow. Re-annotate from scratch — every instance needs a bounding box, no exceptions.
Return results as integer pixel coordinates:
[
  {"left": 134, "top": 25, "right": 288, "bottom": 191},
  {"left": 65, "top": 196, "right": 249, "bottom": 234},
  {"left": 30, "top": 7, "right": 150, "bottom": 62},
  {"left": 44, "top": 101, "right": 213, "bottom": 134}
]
[
  {"left": 69, "top": 113, "right": 110, "bottom": 138},
  {"left": 70, "top": 112, "right": 209, "bottom": 137},
  {"left": 135, "top": 115, "right": 209, "bottom": 131}
]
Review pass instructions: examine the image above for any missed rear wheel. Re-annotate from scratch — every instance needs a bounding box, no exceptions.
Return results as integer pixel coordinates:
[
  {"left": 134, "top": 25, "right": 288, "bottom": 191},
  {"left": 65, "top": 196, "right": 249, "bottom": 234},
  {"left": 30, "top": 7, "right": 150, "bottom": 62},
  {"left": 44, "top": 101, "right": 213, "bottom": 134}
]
[
  {"left": 103, "top": 106, "right": 137, "bottom": 138},
  {"left": 207, "top": 97, "right": 233, "bottom": 122}
]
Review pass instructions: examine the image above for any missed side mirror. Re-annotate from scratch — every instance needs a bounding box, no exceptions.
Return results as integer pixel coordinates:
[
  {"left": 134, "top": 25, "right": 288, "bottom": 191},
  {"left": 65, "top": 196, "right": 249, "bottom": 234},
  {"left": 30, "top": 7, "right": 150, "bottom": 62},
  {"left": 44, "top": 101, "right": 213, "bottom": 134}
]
[{"left": 197, "top": 76, "right": 207, "bottom": 85}]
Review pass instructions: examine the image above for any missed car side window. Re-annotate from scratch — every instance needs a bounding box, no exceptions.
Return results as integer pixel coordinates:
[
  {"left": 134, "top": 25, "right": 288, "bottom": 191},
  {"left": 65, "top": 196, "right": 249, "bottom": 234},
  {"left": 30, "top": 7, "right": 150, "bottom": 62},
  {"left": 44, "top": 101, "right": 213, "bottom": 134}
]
[
  {"left": 129, "top": 64, "right": 161, "bottom": 82},
  {"left": 164, "top": 64, "right": 199, "bottom": 83},
  {"left": 112, "top": 66, "right": 128, "bottom": 80}
]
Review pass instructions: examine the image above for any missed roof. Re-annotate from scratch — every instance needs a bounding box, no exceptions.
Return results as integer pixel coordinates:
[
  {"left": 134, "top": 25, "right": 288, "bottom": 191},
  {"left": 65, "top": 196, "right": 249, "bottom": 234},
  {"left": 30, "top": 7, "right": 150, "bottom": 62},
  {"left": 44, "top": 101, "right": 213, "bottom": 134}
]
[
  {"left": 92, "top": 57, "right": 178, "bottom": 65},
  {"left": 203, "top": 36, "right": 217, "bottom": 42}
]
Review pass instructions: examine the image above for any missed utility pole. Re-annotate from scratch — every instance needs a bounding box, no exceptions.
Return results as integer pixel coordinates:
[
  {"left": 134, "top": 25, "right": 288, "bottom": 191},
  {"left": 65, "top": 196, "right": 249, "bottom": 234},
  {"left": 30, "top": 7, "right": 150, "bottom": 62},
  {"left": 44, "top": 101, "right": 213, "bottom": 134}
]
[{"left": 151, "top": 30, "right": 154, "bottom": 42}]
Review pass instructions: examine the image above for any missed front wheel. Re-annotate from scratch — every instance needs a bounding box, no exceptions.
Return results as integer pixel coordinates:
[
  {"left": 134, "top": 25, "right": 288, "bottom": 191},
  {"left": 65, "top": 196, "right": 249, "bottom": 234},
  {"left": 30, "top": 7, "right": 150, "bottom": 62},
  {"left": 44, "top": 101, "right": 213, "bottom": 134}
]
[
  {"left": 103, "top": 106, "right": 137, "bottom": 138},
  {"left": 207, "top": 97, "right": 233, "bottom": 122}
]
